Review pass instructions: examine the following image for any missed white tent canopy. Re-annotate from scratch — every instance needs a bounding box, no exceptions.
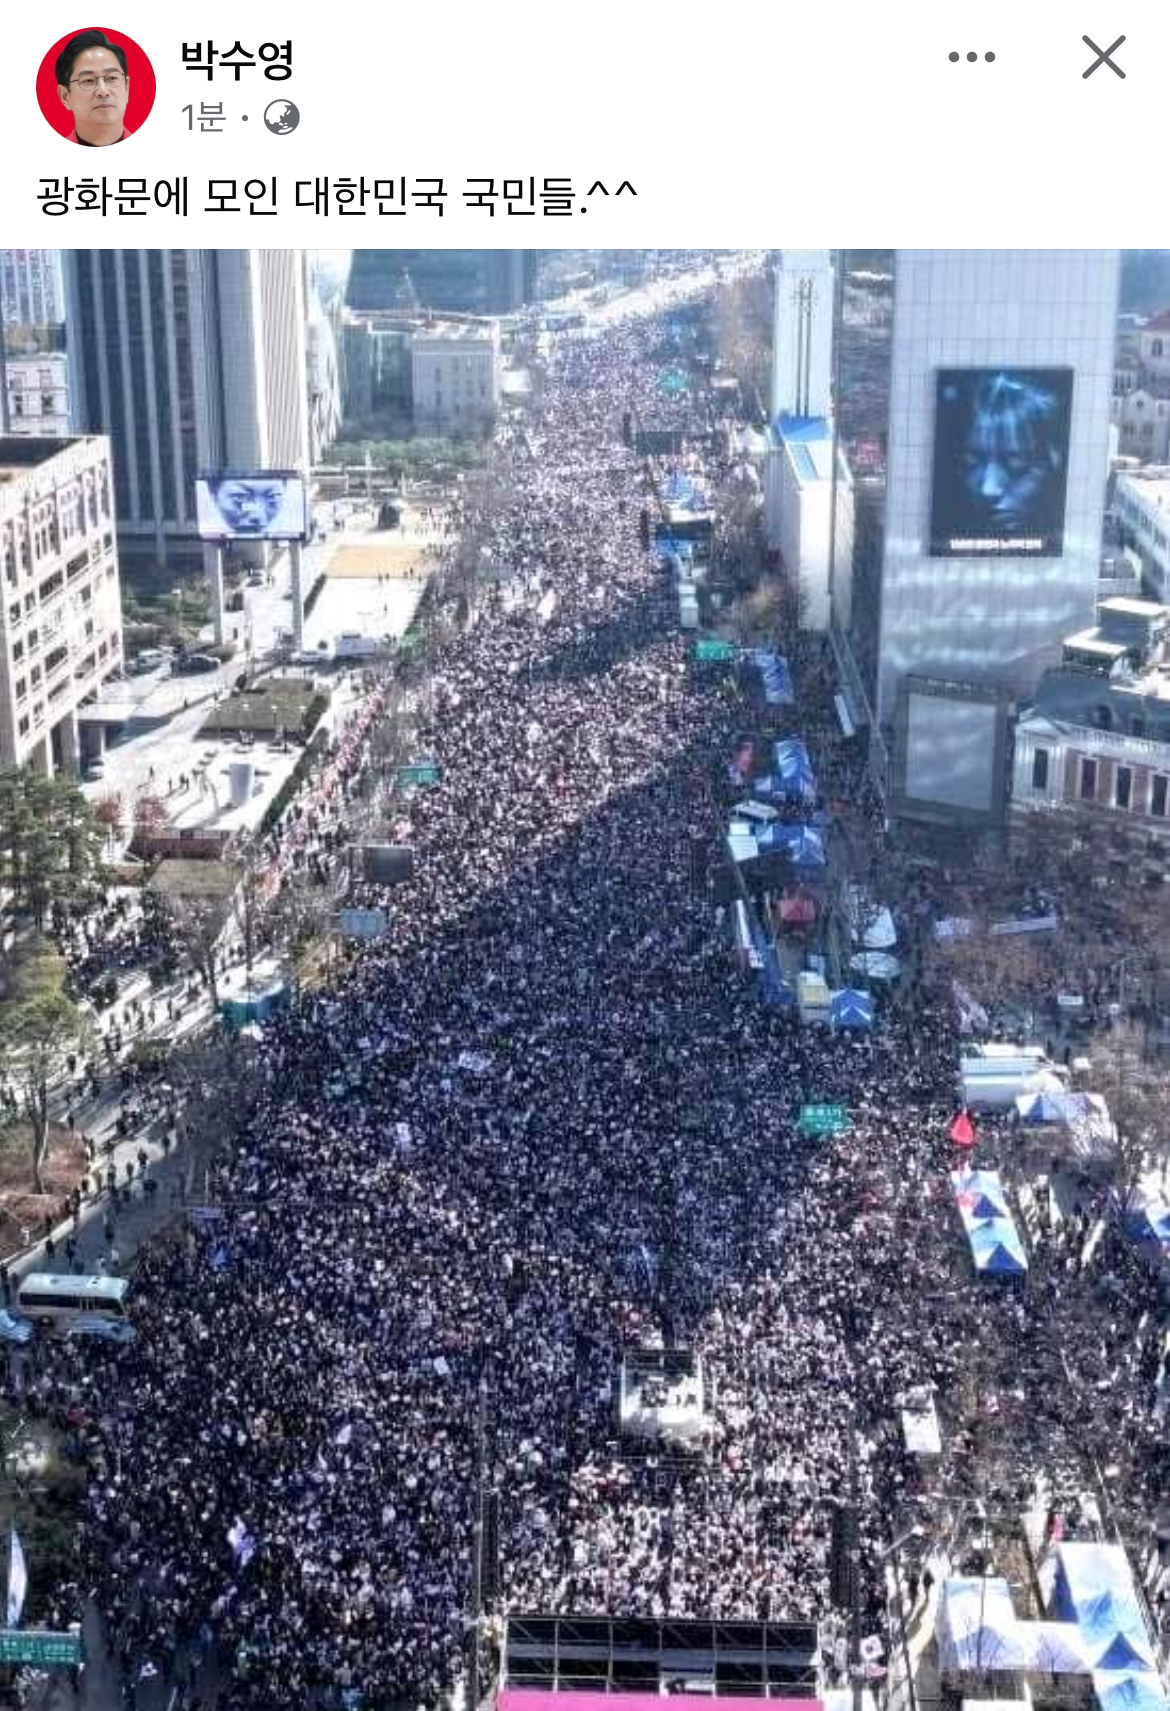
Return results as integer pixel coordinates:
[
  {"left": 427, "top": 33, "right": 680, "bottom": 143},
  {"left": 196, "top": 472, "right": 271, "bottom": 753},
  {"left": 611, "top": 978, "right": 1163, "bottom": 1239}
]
[
  {"left": 939, "top": 1578, "right": 1032, "bottom": 1674},
  {"left": 1018, "top": 1622, "right": 1092, "bottom": 1674}
]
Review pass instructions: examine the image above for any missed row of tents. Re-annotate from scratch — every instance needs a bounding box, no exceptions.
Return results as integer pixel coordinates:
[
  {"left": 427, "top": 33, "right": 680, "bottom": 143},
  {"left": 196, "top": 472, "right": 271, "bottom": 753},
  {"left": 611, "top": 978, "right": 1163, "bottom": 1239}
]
[
  {"left": 951, "top": 1167, "right": 1029, "bottom": 1278},
  {"left": 939, "top": 1543, "right": 1167, "bottom": 1711},
  {"left": 729, "top": 900, "right": 875, "bottom": 1028}
]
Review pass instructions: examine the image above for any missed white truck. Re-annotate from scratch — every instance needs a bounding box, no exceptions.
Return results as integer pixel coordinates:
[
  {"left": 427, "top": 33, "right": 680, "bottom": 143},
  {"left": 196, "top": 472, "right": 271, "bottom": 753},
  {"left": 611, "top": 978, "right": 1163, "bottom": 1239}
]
[{"left": 796, "top": 970, "right": 833, "bottom": 1027}]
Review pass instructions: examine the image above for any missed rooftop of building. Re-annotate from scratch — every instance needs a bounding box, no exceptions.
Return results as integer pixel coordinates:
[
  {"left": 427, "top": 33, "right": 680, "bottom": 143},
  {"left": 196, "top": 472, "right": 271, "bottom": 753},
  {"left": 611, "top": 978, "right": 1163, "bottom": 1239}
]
[
  {"left": 772, "top": 414, "right": 833, "bottom": 484},
  {"left": 1144, "top": 309, "right": 1170, "bottom": 333},
  {"left": 0, "top": 435, "right": 84, "bottom": 480},
  {"left": 411, "top": 318, "right": 499, "bottom": 344},
  {"left": 1100, "top": 595, "right": 1169, "bottom": 622},
  {"left": 1030, "top": 666, "right": 1170, "bottom": 741},
  {"left": 1116, "top": 466, "right": 1170, "bottom": 507}
]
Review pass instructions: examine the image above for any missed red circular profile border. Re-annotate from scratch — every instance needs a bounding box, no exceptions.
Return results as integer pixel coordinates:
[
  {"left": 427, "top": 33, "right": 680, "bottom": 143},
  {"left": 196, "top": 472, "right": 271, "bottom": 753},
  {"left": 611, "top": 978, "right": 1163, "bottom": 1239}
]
[{"left": 37, "top": 26, "right": 156, "bottom": 141}]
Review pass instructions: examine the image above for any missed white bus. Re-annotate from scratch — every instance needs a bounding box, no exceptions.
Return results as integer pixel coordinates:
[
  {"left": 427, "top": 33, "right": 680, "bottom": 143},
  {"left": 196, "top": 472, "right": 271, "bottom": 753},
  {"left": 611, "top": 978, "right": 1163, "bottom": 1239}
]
[{"left": 15, "top": 1273, "right": 130, "bottom": 1329}]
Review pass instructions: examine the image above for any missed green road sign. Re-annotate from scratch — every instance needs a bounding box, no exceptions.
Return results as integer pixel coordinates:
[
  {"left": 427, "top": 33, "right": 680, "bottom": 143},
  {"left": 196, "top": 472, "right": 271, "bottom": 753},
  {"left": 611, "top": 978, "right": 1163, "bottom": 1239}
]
[
  {"left": 695, "top": 638, "right": 738, "bottom": 664},
  {"left": 0, "top": 1630, "right": 82, "bottom": 1666},
  {"left": 797, "top": 1102, "right": 849, "bottom": 1136},
  {"left": 397, "top": 763, "right": 442, "bottom": 788}
]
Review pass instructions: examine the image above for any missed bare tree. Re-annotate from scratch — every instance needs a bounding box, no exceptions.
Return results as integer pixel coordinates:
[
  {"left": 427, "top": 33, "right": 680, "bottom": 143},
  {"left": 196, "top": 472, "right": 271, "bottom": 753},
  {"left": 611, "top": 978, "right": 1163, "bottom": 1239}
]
[{"left": 162, "top": 896, "right": 229, "bottom": 1014}]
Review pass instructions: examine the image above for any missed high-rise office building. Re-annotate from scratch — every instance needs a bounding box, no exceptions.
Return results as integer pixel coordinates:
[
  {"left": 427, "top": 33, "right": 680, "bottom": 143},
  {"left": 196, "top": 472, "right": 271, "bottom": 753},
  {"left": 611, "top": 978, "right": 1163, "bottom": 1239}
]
[
  {"left": 0, "top": 251, "right": 65, "bottom": 327},
  {"left": 65, "top": 250, "right": 311, "bottom": 569},
  {"left": 829, "top": 249, "right": 1120, "bottom": 827},
  {"left": 0, "top": 436, "right": 123, "bottom": 774},
  {"left": 347, "top": 250, "right": 536, "bottom": 317}
]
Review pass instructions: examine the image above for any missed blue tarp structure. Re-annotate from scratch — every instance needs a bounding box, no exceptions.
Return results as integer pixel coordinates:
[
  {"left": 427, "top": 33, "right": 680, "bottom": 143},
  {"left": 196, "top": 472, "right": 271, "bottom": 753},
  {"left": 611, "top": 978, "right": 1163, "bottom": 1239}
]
[
  {"left": 967, "top": 1219, "right": 1029, "bottom": 1276},
  {"left": 772, "top": 736, "right": 818, "bottom": 798},
  {"left": 220, "top": 978, "right": 290, "bottom": 1031},
  {"left": 1015, "top": 1088, "right": 1077, "bottom": 1124},
  {"left": 662, "top": 472, "right": 708, "bottom": 511},
  {"left": 1094, "top": 1674, "right": 1170, "bottom": 1711},
  {"left": 742, "top": 648, "right": 794, "bottom": 707},
  {"left": 952, "top": 1169, "right": 1028, "bottom": 1277},
  {"left": 938, "top": 1577, "right": 1031, "bottom": 1672},
  {"left": 1055, "top": 1543, "right": 1158, "bottom": 1674},
  {"left": 653, "top": 535, "right": 694, "bottom": 565},
  {"left": 831, "top": 988, "right": 874, "bottom": 1031},
  {"left": 749, "top": 917, "right": 794, "bottom": 1009},
  {"left": 757, "top": 822, "right": 828, "bottom": 870}
]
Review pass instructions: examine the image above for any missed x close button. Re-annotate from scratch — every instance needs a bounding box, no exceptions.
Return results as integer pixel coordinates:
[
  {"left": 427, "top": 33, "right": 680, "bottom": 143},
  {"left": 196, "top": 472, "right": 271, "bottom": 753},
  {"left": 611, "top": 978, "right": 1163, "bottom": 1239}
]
[{"left": 1082, "top": 33, "right": 1126, "bottom": 77}]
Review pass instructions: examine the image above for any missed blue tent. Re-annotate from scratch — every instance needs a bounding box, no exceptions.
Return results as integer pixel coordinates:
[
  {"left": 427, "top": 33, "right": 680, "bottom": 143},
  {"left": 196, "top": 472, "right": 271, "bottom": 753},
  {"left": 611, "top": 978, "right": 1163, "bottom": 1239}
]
[
  {"left": 968, "top": 1217, "right": 1028, "bottom": 1276},
  {"left": 768, "top": 740, "right": 817, "bottom": 800},
  {"left": 1080, "top": 1594, "right": 1156, "bottom": 1672},
  {"left": 831, "top": 989, "right": 874, "bottom": 1030},
  {"left": 743, "top": 649, "right": 794, "bottom": 707},
  {"left": 954, "top": 1168, "right": 1009, "bottom": 1211},
  {"left": 653, "top": 535, "right": 694, "bottom": 565},
  {"left": 1094, "top": 1674, "right": 1170, "bottom": 1711},
  {"left": 1055, "top": 1543, "right": 1157, "bottom": 1672},
  {"left": 757, "top": 823, "right": 827, "bottom": 870},
  {"left": 1015, "top": 1088, "right": 1073, "bottom": 1124}
]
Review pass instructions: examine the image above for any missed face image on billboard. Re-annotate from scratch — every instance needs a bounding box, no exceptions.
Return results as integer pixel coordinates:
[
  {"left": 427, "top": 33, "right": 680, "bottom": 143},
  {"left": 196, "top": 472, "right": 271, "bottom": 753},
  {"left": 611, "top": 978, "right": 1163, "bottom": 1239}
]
[
  {"left": 196, "top": 474, "right": 307, "bottom": 541},
  {"left": 929, "top": 368, "right": 1073, "bottom": 558}
]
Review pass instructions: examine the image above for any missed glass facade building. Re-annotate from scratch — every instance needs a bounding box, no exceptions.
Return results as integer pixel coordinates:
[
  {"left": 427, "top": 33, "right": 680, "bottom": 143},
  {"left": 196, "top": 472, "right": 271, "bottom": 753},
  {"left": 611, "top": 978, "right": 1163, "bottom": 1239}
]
[{"left": 829, "top": 250, "right": 1120, "bottom": 816}]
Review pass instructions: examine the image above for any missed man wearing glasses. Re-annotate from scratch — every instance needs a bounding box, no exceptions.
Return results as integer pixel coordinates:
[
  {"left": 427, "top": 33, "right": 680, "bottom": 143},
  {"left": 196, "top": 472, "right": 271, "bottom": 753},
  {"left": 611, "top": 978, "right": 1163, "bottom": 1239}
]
[{"left": 55, "top": 30, "right": 132, "bottom": 146}]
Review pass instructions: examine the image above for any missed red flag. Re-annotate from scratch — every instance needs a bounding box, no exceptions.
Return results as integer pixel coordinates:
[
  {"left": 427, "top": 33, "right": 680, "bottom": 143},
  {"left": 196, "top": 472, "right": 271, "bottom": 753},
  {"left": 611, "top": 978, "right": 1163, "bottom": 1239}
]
[{"left": 949, "top": 1110, "right": 976, "bottom": 1148}]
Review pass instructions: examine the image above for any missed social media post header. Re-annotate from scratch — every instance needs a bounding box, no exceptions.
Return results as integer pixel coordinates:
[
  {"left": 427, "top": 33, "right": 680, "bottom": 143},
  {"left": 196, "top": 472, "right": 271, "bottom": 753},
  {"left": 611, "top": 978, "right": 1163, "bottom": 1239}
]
[{"left": 0, "top": 0, "right": 1165, "bottom": 245}]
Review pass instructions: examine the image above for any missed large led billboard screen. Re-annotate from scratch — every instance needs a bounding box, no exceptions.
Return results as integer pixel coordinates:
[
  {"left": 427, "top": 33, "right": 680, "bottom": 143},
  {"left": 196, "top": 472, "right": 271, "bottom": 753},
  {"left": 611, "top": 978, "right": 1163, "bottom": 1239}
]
[
  {"left": 929, "top": 368, "right": 1073, "bottom": 558},
  {"left": 196, "top": 474, "right": 307, "bottom": 541}
]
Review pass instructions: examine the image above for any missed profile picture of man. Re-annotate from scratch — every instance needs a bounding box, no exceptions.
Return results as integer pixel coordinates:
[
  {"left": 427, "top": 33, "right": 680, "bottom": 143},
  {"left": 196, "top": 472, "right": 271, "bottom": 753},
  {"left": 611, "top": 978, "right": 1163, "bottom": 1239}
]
[
  {"left": 199, "top": 477, "right": 305, "bottom": 539},
  {"left": 56, "top": 29, "right": 131, "bottom": 145},
  {"left": 38, "top": 27, "right": 155, "bottom": 143},
  {"left": 930, "top": 367, "right": 1074, "bottom": 557}
]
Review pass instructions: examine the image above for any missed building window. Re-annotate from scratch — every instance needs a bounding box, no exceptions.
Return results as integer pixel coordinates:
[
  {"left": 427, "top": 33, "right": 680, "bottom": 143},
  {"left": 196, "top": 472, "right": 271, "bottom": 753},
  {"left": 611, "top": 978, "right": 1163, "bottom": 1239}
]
[
  {"left": 1153, "top": 776, "right": 1169, "bottom": 818},
  {"left": 1031, "top": 747, "right": 1050, "bottom": 791},
  {"left": 1080, "top": 759, "right": 1097, "bottom": 800},
  {"left": 1116, "top": 766, "right": 1132, "bottom": 810}
]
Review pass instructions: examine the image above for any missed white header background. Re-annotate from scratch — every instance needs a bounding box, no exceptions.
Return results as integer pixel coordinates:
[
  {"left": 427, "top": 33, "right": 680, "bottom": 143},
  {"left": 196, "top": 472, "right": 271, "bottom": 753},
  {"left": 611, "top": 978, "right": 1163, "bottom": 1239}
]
[{"left": 0, "top": 0, "right": 1164, "bottom": 245}]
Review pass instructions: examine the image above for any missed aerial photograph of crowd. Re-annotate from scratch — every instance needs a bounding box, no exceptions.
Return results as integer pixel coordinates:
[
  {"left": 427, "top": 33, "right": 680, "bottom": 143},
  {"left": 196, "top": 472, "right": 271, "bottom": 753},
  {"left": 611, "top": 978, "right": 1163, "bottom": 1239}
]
[{"left": 0, "top": 246, "right": 1168, "bottom": 1711}]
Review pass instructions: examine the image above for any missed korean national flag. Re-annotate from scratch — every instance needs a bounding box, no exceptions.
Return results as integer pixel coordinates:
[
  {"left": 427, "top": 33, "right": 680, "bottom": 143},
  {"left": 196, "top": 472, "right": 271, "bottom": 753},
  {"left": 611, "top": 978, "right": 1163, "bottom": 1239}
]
[{"left": 7, "top": 1529, "right": 28, "bottom": 1629}]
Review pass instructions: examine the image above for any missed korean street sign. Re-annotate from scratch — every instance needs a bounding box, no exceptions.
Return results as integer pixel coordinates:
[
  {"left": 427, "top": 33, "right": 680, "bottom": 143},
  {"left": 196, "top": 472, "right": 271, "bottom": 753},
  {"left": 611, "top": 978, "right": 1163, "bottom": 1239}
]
[
  {"left": 397, "top": 762, "right": 442, "bottom": 788},
  {"left": 797, "top": 1102, "right": 850, "bottom": 1136},
  {"left": 695, "top": 638, "right": 738, "bottom": 664},
  {"left": 0, "top": 1630, "right": 82, "bottom": 1666}
]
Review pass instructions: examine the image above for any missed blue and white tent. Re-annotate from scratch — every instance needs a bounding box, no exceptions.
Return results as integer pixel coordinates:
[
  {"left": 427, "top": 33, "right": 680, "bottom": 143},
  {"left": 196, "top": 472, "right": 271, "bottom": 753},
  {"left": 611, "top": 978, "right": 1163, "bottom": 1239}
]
[
  {"left": 967, "top": 1217, "right": 1029, "bottom": 1277},
  {"left": 831, "top": 989, "right": 874, "bottom": 1031},
  {"left": 1054, "top": 1543, "right": 1157, "bottom": 1673},
  {"left": 938, "top": 1577, "right": 1031, "bottom": 1672},
  {"left": 742, "top": 649, "right": 794, "bottom": 707},
  {"left": 1015, "top": 1089, "right": 1075, "bottom": 1124},
  {"left": 757, "top": 822, "right": 827, "bottom": 870},
  {"left": 1093, "top": 1673, "right": 1170, "bottom": 1711},
  {"left": 772, "top": 737, "right": 818, "bottom": 798},
  {"left": 952, "top": 1169, "right": 1028, "bottom": 1277}
]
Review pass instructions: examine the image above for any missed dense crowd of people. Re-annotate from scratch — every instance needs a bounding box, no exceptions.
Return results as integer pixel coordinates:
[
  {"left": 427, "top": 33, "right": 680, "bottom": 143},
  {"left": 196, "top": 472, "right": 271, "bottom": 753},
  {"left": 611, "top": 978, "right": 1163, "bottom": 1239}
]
[{"left": 17, "top": 303, "right": 1169, "bottom": 1711}]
